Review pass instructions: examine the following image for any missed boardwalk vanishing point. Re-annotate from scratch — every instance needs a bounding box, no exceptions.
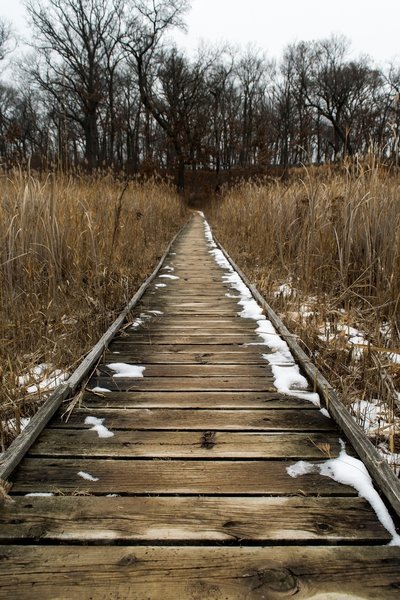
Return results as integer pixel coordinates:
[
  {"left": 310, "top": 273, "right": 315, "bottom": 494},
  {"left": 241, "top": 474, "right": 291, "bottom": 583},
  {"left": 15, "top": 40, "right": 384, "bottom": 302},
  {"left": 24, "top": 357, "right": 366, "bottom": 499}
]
[{"left": 0, "top": 212, "right": 400, "bottom": 598}]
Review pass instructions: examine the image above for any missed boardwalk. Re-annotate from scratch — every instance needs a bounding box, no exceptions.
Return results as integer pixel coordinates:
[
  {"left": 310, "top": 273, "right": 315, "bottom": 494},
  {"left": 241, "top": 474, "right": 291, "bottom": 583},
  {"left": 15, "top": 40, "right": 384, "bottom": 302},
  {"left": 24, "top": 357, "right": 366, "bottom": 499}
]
[{"left": 1, "top": 213, "right": 400, "bottom": 598}]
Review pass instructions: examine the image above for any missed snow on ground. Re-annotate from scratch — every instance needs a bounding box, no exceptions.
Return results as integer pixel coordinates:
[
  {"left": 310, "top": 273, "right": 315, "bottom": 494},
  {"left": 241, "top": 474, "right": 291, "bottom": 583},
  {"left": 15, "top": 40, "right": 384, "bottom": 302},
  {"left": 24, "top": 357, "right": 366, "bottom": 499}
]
[
  {"left": 273, "top": 278, "right": 400, "bottom": 472},
  {"left": 274, "top": 281, "right": 296, "bottom": 299},
  {"left": 162, "top": 265, "right": 174, "bottom": 271},
  {"left": 287, "top": 439, "right": 400, "bottom": 545},
  {"left": 90, "top": 386, "right": 111, "bottom": 393},
  {"left": 5, "top": 417, "right": 31, "bottom": 433},
  {"left": 201, "top": 214, "right": 323, "bottom": 411},
  {"left": 159, "top": 274, "right": 179, "bottom": 280},
  {"left": 17, "top": 363, "right": 69, "bottom": 395},
  {"left": 78, "top": 471, "right": 99, "bottom": 482},
  {"left": 155, "top": 283, "right": 167, "bottom": 288},
  {"left": 350, "top": 398, "right": 400, "bottom": 436},
  {"left": 84, "top": 416, "right": 114, "bottom": 438},
  {"left": 129, "top": 310, "right": 163, "bottom": 331},
  {"left": 107, "top": 363, "right": 145, "bottom": 378},
  {"left": 130, "top": 317, "right": 144, "bottom": 329},
  {"left": 25, "top": 492, "right": 54, "bottom": 497}
]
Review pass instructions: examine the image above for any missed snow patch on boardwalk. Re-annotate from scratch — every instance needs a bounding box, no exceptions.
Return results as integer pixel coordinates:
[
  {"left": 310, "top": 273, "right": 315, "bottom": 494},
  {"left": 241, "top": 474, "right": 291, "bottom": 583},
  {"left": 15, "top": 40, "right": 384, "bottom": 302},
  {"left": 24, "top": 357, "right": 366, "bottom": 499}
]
[
  {"left": 84, "top": 416, "right": 114, "bottom": 438},
  {"left": 287, "top": 440, "right": 400, "bottom": 546},
  {"left": 78, "top": 471, "right": 99, "bottom": 482},
  {"left": 106, "top": 363, "right": 145, "bottom": 378}
]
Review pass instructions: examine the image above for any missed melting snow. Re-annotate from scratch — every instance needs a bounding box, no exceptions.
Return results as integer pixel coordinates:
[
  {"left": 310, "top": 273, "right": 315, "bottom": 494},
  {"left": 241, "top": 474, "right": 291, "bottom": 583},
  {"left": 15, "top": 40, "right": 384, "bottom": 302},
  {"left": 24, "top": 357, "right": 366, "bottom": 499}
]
[
  {"left": 6, "top": 417, "right": 31, "bottom": 433},
  {"left": 84, "top": 416, "right": 114, "bottom": 438},
  {"left": 91, "top": 386, "right": 111, "bottom": 393},
  {"left": 18, "top": 363, "right": 68, "bottom": 395},
  {"left": 162, "top": 265, "right": 174, "bottom": 271},
  {"left": 159, "top": 274, "right": 179, "bottom": 280},
  {"left": 78, "top": 471, "right": 99, "bottom": 482},
  {"left": 155, "top": 283, "right": 167, "bottom": 288},
  {"left": 274, "top": 282, "right": 296, "bottom": 298},
  {"left": 25, "top": 492, "right": 54, "bottom": 497},
  {"left": 287, "top": 440, "right": 400, "bottom": 545},
  {"left": 130, "top": 318, "right": 144, "bottom": 329},
  {"left": 107, "top": 363, "right": 145, "bottom": 378},
  {"left": 200, "top": 213, "right": 322, "bottom": 409}
]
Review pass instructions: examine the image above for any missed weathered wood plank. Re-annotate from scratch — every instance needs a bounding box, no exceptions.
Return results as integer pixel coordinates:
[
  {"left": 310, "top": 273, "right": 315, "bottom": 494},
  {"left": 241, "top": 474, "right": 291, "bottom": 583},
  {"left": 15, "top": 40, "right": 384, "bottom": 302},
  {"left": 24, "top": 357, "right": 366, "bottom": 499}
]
[
  {"left": 103, "top": 351, "right": 268, "bottom": 364},
  {"left": 97, "top": 364, "right": 272, "bottom": 377},
  {"left": 29, "top": 430, "right": 343, "bottom": 459},
  {"left": 1, "top": 545, "right": 399, "bottom": 599},
  {"left": 10, "top": 458, "right": 355, "bottom": 495},
  {"left": 127, "top": 326, "right": 259, "bottom": 335},
  {"left": 81, "top": 390, "right": 316, "bottom": 409},
  {"left": 51, "top": 408, "right": 335, "bottom": 431},
  {"left": 87, "top": 376, "right": 279, "bottom": 391},
  {"left": 117, "top": 334, "right": 260, "bottom": 345},
  {"left": 107, "top": 343, "right": 265, "bottom": 354},
  {"left": 0, "top": 497, "right": 388, "bottom": 543}
]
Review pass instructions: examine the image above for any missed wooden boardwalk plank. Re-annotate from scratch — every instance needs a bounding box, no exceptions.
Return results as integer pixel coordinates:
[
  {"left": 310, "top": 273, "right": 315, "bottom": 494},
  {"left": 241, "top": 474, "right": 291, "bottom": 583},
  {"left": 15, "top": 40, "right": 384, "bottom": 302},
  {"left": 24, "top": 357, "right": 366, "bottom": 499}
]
[
  {"left": 81, "top": 390, "right": 318, "bottom": 408},
  {"left": 29, "top": 430, "right": 344, "bottom": 459},
  {"left": 0, "top": 497, "right": 389, "bottom": 543},
  {"left": 107, "top": 343, "right": 267, "bottom": 354},
  {"left": 11, "top": 458, "right": 355, "bottom": 495},
  {"left": 50, "top": 408, "right": 335, "bottom": 431},
  {"left": 98, "top": 364, "right": 273, "bottom": 377},
  {"left": 0, "top": 545, "right": 399, "bottom": 599},
  {"left": 87, "top": 377, "right": 280, "bottom": 391}
]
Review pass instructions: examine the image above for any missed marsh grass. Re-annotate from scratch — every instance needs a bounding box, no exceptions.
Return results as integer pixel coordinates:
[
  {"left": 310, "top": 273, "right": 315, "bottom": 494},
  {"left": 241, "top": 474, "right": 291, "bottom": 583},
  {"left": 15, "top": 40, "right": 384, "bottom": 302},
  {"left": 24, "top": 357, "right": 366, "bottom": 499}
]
[
  {"left": 209, "top": 163, "right": 400, "bottom": 459},
  {"left": 0, "top": 170, "right": 187, "bottom": 448}
]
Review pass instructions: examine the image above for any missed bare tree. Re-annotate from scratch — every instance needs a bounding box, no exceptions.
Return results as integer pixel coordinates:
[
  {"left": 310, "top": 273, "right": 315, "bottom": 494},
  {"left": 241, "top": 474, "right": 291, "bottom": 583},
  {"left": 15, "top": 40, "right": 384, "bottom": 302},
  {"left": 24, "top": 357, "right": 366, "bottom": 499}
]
[
  {"left": 26, "top": 0, "right": 124, "bottom": 169},
  {"left": 123, "top": 0, "right": 191, "bottom": 189},
  {"left": 0, "top": 19, "right": 14, "bottom": 62},
  {"left": 289, "top": 36, "right": 381, "bottom": 160}
]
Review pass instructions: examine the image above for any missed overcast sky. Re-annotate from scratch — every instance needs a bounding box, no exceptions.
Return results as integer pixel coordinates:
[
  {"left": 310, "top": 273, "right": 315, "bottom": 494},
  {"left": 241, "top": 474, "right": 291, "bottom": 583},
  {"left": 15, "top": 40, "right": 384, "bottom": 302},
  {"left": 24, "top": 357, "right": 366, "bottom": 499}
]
[{"left": 1, "top": 0, "right": 400, "bottom": 67}]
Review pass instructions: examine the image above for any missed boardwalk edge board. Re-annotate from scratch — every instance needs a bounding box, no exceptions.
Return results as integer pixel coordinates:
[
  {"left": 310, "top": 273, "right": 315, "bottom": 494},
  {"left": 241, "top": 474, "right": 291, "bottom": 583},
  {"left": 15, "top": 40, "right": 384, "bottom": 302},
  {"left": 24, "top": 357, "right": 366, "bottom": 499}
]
[
  {"left": 212, "top": 228, "right": 400, "bottom": 519},
  {"left": 0, "top": 218, "right": 192, "bottom": 482}
]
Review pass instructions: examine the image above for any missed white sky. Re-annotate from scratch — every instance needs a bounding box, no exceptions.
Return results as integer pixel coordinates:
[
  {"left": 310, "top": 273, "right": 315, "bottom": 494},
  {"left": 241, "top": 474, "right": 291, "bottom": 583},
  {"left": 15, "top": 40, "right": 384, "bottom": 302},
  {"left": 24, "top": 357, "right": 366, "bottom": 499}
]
[{"left": 1, "top": 0, "right": 399, "bottom": 67}]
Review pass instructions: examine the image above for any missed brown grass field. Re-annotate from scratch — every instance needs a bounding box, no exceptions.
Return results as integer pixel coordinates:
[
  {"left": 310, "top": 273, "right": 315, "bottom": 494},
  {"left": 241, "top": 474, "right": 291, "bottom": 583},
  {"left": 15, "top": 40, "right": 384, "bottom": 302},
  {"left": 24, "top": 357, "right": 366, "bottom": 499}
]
[
  {"left": 0, "top": 170, "right": 187, "bottom": 448},
  {"left": 209, "top": 162, "right": 400, "bottom": 466}
]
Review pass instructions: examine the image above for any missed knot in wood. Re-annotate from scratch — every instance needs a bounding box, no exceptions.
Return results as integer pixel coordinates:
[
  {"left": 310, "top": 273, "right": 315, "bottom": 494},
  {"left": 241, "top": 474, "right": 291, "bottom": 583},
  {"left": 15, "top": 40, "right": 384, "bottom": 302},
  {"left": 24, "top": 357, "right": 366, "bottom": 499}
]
[{"left": 253, "top": 568, "right": 299, "bottom": 594}]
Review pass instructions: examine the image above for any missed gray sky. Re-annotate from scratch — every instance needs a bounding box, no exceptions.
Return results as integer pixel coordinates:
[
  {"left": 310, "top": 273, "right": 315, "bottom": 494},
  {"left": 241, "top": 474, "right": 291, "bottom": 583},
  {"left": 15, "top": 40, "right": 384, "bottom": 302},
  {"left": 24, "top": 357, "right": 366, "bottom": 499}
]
[{"left": 1, "top": 0, "right": 399, "bottom": 66}]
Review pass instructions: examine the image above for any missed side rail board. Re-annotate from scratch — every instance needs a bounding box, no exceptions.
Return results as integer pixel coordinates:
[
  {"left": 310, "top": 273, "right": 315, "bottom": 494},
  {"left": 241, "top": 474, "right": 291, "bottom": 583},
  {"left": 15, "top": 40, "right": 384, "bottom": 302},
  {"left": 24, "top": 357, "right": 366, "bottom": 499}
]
[
  {"left": 0, "top": 217, "right": 192, "bottom": 482},
  {"left": 214, "top": 235, "right": 400, "bottom": 520}
]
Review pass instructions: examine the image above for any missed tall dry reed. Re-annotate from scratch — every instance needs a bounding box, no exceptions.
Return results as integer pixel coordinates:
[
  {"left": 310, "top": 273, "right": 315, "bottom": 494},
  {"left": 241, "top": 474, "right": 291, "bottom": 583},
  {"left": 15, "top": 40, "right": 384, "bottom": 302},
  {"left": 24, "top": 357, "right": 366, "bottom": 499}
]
[
  {"left": 0, "top": 170, "right": 187, "bottom": 446},
  {"left": 210, "top": 165, "right": 400, "bottom": 329},
  {"left": 209, "top": 165, "right": 400, "bottom": 455}
]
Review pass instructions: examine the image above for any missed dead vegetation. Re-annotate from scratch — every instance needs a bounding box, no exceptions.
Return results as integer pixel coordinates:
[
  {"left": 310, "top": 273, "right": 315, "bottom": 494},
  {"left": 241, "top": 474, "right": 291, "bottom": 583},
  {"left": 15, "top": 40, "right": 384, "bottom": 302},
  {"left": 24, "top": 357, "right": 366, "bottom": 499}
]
[
  {"left": 209, "top": 162, "right": 400, "bottom": 470},
  {"left": 0, "top": 170, "right": 187, "bottom": 449}
]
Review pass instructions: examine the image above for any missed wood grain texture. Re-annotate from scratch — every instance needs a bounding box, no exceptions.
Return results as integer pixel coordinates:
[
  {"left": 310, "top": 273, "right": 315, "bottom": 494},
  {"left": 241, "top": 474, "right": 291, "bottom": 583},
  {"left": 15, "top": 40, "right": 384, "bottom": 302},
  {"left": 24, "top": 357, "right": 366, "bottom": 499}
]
[
  {"left": 0, "top": 497, "right": 388, "bottom": 542},
  {"left": 29, "top": 430, "right": 344, "bottom": 459},
  {"left": 81, "top": 390, "right": 318, "bottom": 409},
  {"left": 11, "top": 458, "right": 355, "bottom": 495},
  {"left": 86, "top": 377, "right": 279, "bottom": 391},
  {"left": 50, "top": 408, "right": 336, "bottom": 431},
  {"left": 97, "top": 364, "right": 273, "bottom": 377},
  {"left": 0, "top": 545, "right": 399, "bottom": 599}
]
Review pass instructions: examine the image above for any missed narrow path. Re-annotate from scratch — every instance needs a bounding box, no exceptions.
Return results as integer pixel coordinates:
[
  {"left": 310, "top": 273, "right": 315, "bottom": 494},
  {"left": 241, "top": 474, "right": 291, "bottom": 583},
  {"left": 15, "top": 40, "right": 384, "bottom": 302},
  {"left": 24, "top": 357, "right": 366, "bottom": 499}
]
[{"left": 0, "top": 213, "right": 399, "bottom": 598}]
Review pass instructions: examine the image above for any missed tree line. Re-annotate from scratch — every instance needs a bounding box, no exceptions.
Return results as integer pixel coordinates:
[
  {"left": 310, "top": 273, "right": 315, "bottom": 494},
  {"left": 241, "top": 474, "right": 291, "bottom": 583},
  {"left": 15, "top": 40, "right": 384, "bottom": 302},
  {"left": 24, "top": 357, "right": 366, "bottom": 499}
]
[{"left": 1, "top": 0, "right": 400, "bottom": 189}]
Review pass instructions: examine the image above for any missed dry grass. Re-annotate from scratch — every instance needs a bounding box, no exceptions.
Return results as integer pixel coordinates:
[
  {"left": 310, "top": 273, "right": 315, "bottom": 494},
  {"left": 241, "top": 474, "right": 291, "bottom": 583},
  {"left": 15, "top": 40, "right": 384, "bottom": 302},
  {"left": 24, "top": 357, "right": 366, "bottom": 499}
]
[
  {"left": 209, "top": 162, "right": 400, "bottom": 460},
  {"left": 0, "top": 169, "right": 187, "bottom": 448}
]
